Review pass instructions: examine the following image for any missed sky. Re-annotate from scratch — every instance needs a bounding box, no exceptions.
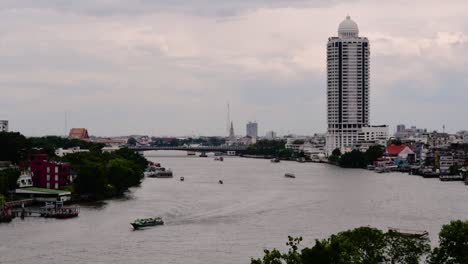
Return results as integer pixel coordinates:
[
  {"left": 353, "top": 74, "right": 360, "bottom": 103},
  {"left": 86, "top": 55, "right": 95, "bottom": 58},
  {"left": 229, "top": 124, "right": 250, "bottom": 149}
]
[{"left": 1, "top": 0, "right": 467, "bottom": 137}]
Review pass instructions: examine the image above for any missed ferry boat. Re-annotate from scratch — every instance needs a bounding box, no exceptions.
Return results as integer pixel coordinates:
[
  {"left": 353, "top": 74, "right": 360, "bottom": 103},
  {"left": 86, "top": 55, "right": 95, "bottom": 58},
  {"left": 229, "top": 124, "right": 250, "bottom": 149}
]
[
  {"left": 131, "top": 217, "right": 164, "bottom": 229},
  {"left": 214, "top": 157, "right": 224, "bottom": 161},
  {"left": 218, "top": 180, "right": 223, "bottom": 184},
  {"left": 154, "top": 169, "right": 173, "bottom": 178},
  {"left": 199, "top": 153, "right": 208, "bottom": 157},
  {"left": 180, "top": 177, "right": 184, "bottom": 181},
  {"left": 270, "top": 158, "right": 280, "bottom": 163},
  {"left": 439, "top": 174, "right": 464, "bottom": 181},
  {"left": 284, "top": 173, "right": 296, "bottom": 178}
]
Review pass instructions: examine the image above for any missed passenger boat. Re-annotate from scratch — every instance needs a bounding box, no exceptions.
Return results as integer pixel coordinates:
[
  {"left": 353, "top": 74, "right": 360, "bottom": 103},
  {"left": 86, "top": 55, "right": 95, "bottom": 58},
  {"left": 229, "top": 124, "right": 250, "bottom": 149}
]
[
  {"left": 388, "top": 227, "right": 428, "bottom": 238},
  {"left": 199, "top": 153, "right": 208, "bottom": 157},
  {"left": 214, "top": 157, "right": 224, "bottom": 161},
  {"left": 131, "top": 217, "right": 164, "bottom": 229},
  {"left": 439, "top": 175, "right": 464, "bottom": 181},
  {"left": 180, "top": 177, "right": 184, "bottom": 181},
  {"left": 154, "top": 169, "right": 173, "bottom": 178},
  {"left": 270, "top": 158, "right": 280, "bottom": 163},
  {"left": 218, "top": 180, "right": 224, "bottom": 184},
  {"left": 284, "top": 173, "right": 296, "bottom": 178}
]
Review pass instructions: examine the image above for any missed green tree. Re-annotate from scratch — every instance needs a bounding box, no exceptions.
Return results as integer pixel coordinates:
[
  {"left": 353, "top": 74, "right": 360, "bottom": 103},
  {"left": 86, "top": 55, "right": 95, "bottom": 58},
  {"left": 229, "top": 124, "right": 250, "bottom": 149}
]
[
  {"left": 430, "top": 220, "right": 468, "bottom": 264},
  {"left": 385, "top": 230, "right": 431, "bottom": 264},
  {"left": 365, "top": 145, "right": 385, "bottom": 165},
  {"left": 106, "top": 158, "right": 141, "bottom": 194},
  {"left": 339, "top": 150, "right": 367, "bottom": 168},
  {"left": 127, "top": 137, "right": 137, "bottom": 146},
  {"left": 332, "top": 148, "right": 342, "bottom": 157},
  {"left": 0, "top": 132, "right": 29, "bottom": 163},
  {"left": 0, "top": 168, "right": 21, "bottom": 196}
]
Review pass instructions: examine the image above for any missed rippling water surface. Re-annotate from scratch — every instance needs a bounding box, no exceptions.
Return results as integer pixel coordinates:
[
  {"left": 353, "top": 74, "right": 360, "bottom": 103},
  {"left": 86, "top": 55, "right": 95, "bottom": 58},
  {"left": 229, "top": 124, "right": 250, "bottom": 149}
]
[{"left": 1, "top": 151, "right": 468, "bottom": 264}]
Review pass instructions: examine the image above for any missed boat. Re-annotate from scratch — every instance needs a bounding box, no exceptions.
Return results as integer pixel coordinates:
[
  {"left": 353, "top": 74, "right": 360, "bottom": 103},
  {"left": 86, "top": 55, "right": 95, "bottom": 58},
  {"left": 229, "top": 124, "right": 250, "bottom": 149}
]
[
  {"left": 154, "top": 169, "right": 173, "bottom": 178},
  {"left": 199, "top": 153, "right": 208, "bottom": 157},
  {"left": 180, "top": 177, "right": 184, "bottom": 181},
  {"left": 366, "top": 165, "right": 375, "bottom": 170},
  {"left": 388, "top": 227, "right": 428, "bottom": 238},
  {"left": 270, "top": 158, "right": 280, "bottom": 163},
  {"left": 187, "top": 151, "right": 196, "bottom": 156},
  {"left": 439, "top": 175, "right": 464, "bottom": 181},
  {"left": 218, "top": 180, "right": 223, "bottom": 184},
  {"left": 214, "top": 157, "right": 224, "bottom": 161},
  {"left": 284, "top": 173, "right": 296, "bottom": 178},
  {"left": 131, "top": 217, "right": 164, "bottom": 229}
]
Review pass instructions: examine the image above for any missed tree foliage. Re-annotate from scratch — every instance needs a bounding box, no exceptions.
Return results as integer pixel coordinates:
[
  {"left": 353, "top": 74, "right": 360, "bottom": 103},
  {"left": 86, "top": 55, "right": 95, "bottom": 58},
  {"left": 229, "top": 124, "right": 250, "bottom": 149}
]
[
  {"left": 252, "top": 226, "right": 431, "bottom": 264},
  {"left": 247, "top": 140, "right": 294, "bottom": 158},
  {"left": 0, "top": 168, "right": 21, "bottom": 196},
  {"left": 339, "top": 150, "right": 367, "bottom": 168},
  {"left": 0, "top": 132, "right": 29, "bottom": 163},
  {"left": 429, "top": 220, "right": 468, "bottom": 264},
  {"left": 61, "top": 148, "right": 147, "bottom": 199}
]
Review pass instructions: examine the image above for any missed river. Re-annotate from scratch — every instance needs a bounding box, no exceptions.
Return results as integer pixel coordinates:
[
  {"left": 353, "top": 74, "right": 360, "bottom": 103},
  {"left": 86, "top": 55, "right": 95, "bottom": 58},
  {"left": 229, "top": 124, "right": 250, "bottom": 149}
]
[{"left": 1, "top": 151, "right": 468, "bottom": 264}]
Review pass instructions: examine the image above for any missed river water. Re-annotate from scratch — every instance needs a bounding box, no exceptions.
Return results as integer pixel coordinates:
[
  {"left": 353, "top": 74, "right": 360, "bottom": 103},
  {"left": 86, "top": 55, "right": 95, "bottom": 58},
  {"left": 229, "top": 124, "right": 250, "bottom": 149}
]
[{"left": 1, "top": 151, "right": 468, "bottom": 264}]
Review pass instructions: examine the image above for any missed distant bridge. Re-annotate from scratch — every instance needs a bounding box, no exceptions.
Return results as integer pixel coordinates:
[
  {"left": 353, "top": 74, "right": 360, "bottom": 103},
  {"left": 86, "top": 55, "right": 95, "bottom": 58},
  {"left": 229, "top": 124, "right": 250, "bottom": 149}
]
[{"left": 128, "top": 145, "right": 249, "bottom": 154}]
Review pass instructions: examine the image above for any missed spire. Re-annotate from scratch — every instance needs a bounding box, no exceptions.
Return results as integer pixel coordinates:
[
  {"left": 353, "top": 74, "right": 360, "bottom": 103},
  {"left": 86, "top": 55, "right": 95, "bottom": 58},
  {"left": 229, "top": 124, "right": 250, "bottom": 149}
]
[{"left": 229, "top": 121, "right": 235, "bottom": 139}]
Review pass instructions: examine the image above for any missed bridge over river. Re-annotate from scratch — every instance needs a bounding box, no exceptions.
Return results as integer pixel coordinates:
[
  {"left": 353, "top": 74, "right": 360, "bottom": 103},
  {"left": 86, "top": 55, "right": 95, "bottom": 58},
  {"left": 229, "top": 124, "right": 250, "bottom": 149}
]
[{"left": 128, "top": 145, "right": 248, "bottom": 155}]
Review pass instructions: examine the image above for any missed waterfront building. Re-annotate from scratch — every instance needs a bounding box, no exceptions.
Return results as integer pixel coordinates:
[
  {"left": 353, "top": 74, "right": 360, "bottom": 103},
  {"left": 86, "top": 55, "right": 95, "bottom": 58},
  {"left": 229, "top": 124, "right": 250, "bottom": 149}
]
[
  {"left": 68, "top": 128, "right": 90, "bottom": 141},
  {"left": 386, "top": 144, "right": 415, "bottom": 159},
  {"left": 55, "top": 147, "right": 90, "bottom": 157},
  {"left": 394, "top": 124, "right": 428, "bottom": 141},
  {"left": 0, "top": 120, "right": 8, "bottom": 132},
  {"left": 246, "top": 121, "right": 258, "bottom": 138},
  {"left": 29, "top": 154, "right": 71, "bottom": 190},
  {"left": 325, "top": 16, "right": 387, "bottom": 155}
]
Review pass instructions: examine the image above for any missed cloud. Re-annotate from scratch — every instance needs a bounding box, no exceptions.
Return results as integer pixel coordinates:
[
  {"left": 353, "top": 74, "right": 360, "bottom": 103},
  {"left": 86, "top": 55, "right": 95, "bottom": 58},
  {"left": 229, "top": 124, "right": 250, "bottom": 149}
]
[{"left": 0, "top": 0, "right": 467, "bottom": 136}]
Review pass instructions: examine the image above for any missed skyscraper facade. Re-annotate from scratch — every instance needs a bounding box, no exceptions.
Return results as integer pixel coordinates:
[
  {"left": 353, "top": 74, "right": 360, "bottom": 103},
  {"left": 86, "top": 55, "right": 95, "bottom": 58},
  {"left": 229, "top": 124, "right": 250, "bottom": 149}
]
[
  {"left": 326, "top": 16, "right": 371, "bottom": 155},
  {"left": 246, "top": 121, "right": 258, "bottom": 138},
  {"left": 0, "top": 120, "right": 8, "bottom": 132}
]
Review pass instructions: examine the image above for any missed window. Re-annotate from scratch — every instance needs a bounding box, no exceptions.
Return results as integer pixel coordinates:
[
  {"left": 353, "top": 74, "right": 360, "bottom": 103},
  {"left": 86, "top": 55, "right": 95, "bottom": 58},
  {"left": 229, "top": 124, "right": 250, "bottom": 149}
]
[
  {"left": 46, "top": 182, "right": 50, "bottom": 189},
  {"left": 47, "top": 167, "right": 50, "bottom": 173},
  {"left": 55, "top": 175, "right": 58, "bottom": 181},
  {"left": 55, "top": 183, "right": 58, "bottom": 189},
  {"left": 55, "top": 167, "right": 59, "bottom": 173},
  {"left": 47, "top": 174, "right": 50, "bottom": 181}
]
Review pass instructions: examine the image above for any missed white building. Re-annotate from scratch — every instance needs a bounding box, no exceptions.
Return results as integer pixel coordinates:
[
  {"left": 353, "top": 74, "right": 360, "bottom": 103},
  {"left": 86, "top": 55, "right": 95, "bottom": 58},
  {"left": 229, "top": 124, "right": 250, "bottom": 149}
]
[
  {"left": 246, "top": 121, "right": 258, "bottom": 138},
  {"left": 326, "top": 16, "right": 376, "bottom": 155},
  {"left": 0, "top": 120, "right": 8, "bottom": 132},
  {"left": 55, "top": 147, "right": 90, "bottom": 157}
]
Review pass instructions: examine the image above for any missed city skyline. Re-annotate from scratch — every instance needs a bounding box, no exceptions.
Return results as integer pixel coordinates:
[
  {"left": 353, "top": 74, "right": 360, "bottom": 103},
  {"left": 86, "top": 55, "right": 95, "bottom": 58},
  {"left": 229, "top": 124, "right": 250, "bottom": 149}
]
[{"left": 1, "top": 0, "right": 468, "bottom": 136}]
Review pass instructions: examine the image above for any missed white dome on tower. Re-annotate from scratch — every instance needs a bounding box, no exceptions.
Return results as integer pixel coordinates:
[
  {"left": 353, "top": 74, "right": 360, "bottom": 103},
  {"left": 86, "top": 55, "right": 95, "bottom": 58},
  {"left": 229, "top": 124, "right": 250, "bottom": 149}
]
[{"left": 338, "top": 15, "right": 359, "bottom": 38}]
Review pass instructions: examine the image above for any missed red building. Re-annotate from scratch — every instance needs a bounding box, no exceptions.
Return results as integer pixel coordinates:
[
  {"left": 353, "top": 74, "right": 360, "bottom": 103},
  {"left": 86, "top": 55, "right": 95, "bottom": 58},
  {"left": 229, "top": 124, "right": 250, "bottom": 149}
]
[{"left": 30, "top": 154, "right": 71, "bottom": 190}]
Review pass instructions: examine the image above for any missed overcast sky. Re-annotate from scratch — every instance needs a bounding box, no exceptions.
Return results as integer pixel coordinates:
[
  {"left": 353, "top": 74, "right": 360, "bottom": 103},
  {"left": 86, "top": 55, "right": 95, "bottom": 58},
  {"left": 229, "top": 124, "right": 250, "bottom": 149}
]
[{"left": 1, "top": 0, "right": 467, "bottom": 137}]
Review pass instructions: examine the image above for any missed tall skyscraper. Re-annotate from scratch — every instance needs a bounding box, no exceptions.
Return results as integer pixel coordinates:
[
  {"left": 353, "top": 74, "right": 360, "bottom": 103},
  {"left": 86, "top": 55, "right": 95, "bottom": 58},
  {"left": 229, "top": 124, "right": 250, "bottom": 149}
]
[
  {"left": 326, "top": 16, "right": 372, "bottom": 155},
  {"left": 246, "top": 121, "right": 258, "bottom": 138}
]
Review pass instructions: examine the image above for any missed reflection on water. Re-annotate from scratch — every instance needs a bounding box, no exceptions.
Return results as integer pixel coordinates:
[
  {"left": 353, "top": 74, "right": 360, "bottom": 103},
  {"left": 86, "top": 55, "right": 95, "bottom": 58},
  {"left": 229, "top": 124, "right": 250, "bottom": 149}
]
[{"left": 1, "top": 151, "right": 468, "bottom": 264}]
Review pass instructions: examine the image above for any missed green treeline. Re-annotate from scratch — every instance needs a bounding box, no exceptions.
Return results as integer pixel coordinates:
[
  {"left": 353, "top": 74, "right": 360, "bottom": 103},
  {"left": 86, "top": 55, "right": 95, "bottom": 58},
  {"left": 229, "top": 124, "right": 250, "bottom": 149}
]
[
  {"left": 328, "top": 146, "right": 385, "bottom": 168},
  {"left": 60, "top": 148, "right": 148, "bottom": 199},
  {"left": 0, "top": 131, "right": 148, "bottom": 200},
  {"left": 246, "top": 140, "right": 303, "bottom": 159},
  {"left": 252, "top": 220, "right": 468, "bottom": 264}
]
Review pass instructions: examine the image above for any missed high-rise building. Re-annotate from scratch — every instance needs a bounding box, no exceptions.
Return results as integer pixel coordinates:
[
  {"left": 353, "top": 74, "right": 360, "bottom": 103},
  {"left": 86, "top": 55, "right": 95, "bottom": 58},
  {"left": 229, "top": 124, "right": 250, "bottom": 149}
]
[
  {"left": 0, "top": 120, "right": 8, "bottom": 132},
  {"left": 326, "top": 16, "right": 384, "bottom": 155},
  {"left": 246, "top": 121, "right": 258, "bottom": 138},
  {"left": 265, "top": 131, "right": 277, "bottom": 139}
]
